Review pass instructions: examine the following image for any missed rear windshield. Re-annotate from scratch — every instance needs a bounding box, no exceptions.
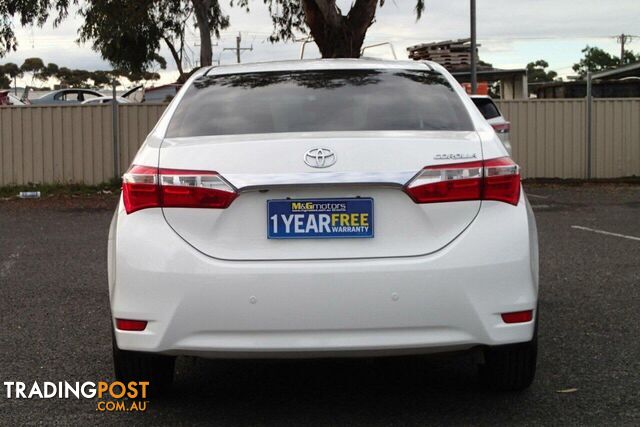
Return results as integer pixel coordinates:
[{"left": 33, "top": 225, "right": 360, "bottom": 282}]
[
  {"left": 471, "top": 97, "right": 501, "bottom": 120},
  {"left": 166, "top": 69, "right": 473, "bottom": 137}
]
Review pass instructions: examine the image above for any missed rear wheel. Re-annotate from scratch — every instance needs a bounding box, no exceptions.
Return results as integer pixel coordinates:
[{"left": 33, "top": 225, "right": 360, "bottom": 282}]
[
  {"left": 479, "top": 324, "right": 537, "bottom": 391},
  {"left": 112, "top": 330, "right": 175, "bottom": 394}
]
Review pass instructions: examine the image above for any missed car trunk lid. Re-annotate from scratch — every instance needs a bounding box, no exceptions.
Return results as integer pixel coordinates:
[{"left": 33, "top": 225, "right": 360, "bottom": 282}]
[{"left": 159, "top": 131, "right": 482, "bottom": 260}]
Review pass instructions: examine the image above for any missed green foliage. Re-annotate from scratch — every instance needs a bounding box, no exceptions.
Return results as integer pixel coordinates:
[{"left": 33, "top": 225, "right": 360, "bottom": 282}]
[
  {"left": 21, "top": 57, "right": 45, "bottom": 72},
  {"left": 19, "top": 57, "right": 49, "bottom": 83},
  {"left": 527, "top": 60, "right": 558, "bottom": 83},
  {"left": 90, "top": 70, "right": 112, "bottom": 87},
  {"left": 120, "top": 70, "right": 160, "bottom": 83},
  {"left": 573, "top": 46, "right": 640, "bottom": 77},
  {"left": 1, "top": 57, "right": 159, "bottom": 89},
  {"left": 78, "top": 0, "right": 170, "bottom": 76},
  {"left": 234, "top": 0, "right": 425, "bottom": 45},
  {"left": 2, "top": 0, "right": 427, "bottom": 72},
  {"left": 0, "top": 62, "right": 21, "bottom": 88},
  {"left": 40, "top": 62, "right": 59, "bottom": 80},
  {"left": 0, "top": 0, "right": 184, "bottom": 76},
  {"left": 0, "top": 1, "right": 71, "bottom": 55},
  {"left": 79, "top": 0, "right": 228, "bottom": 76},
  {"left": 2, "top": 62, "right": 21, "bottom": 78},
  {"left": 622, "top": 49, "right": 640, "bottom": 65},
  {"left": 0, "top": 73, "right": 10, "bottom": 88}
]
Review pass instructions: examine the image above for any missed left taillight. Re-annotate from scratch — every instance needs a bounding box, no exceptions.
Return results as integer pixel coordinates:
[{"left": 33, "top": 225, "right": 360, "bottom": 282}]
[
  {"left": 122, "top": 165, "right": 237, "bottom": 214},
  {"left": 404, "top": 157, "right": 521, "bottom": 206}
]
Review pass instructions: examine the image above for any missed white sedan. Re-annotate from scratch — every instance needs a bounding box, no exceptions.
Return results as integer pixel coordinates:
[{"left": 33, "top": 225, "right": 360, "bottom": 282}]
[
  {"left": 82, "top": 96, "right": 131, "bottom": 105},
  {"left": 109, "top": 59, "right": 539, "bottom": 392},
  {"left": 470, "top": 95, "right": 512, "bottom": 154}
]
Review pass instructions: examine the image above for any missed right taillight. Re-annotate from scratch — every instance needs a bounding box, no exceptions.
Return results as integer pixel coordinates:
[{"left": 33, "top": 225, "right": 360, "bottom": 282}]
[
  {"left": 122, "top": 165, "right": 237, "bottom": 214},
  {"left": 404, "top": 157, "right": 520, "bottom": 206},
  {"left": 483, "top": 157, "right": 521, "bottom": 205}
]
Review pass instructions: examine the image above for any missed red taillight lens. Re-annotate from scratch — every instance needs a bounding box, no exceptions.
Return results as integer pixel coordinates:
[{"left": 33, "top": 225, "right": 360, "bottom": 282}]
[
  {"left": 405, "top": 157, "right": 520, "bottom": 206},
  {"left": 122, "top": 165, "right": 160, "bottom": 214},
  {"left": 122, "top": 165, "right": 237, "bottom": 214},
  {"left": 492, "top": 122, "right": 511, "bottom": 133},
  {"left": 404, "top": 161, "right": 483, "bottom": 203},
  {"left": 115, "top": 318, "right": 148, "bottom": 331},
  {"left": 483, "top": 157, "right": 521, "bottom": 205},
  {"left": 159, "top": 168, "right": 238, "bottom": 209},
  {"left": 501, "top": 310, "right": 533, "bottom": 324}
]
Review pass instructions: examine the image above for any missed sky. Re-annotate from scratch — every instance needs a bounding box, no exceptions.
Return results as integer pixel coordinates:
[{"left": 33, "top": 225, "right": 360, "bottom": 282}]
[{"left": 3, "top": 0, "right": 639, "bottom": 87}]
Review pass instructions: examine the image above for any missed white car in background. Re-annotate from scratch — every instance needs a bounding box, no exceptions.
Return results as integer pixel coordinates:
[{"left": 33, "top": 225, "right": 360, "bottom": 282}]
[
  {"left": 470, "top": 95, "right": 512, "bottom": 154},
  {"left": 109, "top": 59, "right": 538, "bottom": 392},
  {"left": 81, "top": 96, "right": 132, "bottom": 105}
]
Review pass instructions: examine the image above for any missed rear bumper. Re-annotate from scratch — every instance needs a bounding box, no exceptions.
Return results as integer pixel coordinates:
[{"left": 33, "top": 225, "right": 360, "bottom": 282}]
[{"left": 109, "top": 194, "right": 538, "bottom": 358}]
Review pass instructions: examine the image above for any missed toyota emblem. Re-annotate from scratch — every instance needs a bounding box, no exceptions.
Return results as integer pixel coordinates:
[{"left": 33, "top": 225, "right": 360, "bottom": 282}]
[{"left": 304, "top": 148, "right": 337, "bottom": 168}]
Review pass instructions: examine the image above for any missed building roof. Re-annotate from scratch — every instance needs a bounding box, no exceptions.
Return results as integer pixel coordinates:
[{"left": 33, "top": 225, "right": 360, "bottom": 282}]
[
  {"left": 592, "top": 61, "right": 640, "bottom": 80},
  {"left": 532, "top": 79, "right": 640, "bottom": 89},
  {"left": 452, "top": 68, "right": 527, "bottom": 83}
]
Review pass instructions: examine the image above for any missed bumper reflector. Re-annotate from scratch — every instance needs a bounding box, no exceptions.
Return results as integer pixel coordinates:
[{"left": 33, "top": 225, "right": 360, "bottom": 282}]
[
  {"left": 115, "top": 319, "right": 148, "bottom": 331},
  {"left": 501, "top": 310, "right": 533, "bottom": 324}
]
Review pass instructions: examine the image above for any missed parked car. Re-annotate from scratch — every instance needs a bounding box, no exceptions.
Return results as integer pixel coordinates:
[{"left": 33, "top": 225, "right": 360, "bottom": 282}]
[
  {"left": 142, "top": 83, "right": 181, "bottom": 103},
  {"left": 29, "top": 88, "right": 103, "bottom": 105},
  {"left": 82, "top": 96, "right": 132, "bottom": 105},
  {"left": 110, "top": 59, "right": 538, "bottom": 392},
  {"left": 122, "top": 85, "right": 144, "bottom": 103},
  {"left": 0, "top": 90, "right": 27, "bottom": 106},
  {"left": 470, "top": 95, "right": 512, "bottom": 154}
]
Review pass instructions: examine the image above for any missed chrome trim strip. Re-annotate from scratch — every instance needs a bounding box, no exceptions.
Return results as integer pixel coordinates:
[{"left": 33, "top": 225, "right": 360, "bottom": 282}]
[{"left": 224, "top": 171, "right": 417, "bottom": 191}]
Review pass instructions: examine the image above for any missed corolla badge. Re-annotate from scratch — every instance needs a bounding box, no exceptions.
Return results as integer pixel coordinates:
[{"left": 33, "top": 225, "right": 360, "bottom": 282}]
[
  {"left": 304, "top": 148, "right": 337, "bottom": 168},
  {"left": 434, "top": 153, "right": 478, "bottom": 160}
]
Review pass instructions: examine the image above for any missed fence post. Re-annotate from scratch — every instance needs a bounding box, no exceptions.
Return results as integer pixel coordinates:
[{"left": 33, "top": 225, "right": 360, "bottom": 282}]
[
  {"left": 586, "top": 72, "right": 593, "bottom": 180},
  {"left": 112, "top": 80, "right": 120, "bottom": 180}
]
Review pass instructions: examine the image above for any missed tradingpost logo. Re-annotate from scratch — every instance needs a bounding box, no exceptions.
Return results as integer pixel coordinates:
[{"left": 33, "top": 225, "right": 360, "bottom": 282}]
[{"left": 3, "top": 381, "right": 150, "bottom": 412}]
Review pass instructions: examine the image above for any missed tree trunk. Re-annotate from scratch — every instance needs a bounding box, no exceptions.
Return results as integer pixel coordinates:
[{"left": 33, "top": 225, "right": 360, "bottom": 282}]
[
  {"left": 302, "top": 0, "right": 378, "bottom": 58},
  {"left": 162, "top": 37, "right": 185, "bottom": 80},
  {"left": 192, "top": 0, "right": 213, "bottom": 67}
]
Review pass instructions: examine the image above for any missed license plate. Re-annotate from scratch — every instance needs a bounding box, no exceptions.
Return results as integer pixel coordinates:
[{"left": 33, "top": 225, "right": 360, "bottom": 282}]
[{"left": 267, "top": 198, "right": 374, "bottom": 239}]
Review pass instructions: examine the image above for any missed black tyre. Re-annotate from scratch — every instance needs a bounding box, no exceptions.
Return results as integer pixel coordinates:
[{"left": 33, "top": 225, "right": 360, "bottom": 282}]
[
  {"left": 479, "top": 324, "right": 537, "bottom": 391},
  {"left": 112, "top": 331, "right": 176, "bottom": 394}
]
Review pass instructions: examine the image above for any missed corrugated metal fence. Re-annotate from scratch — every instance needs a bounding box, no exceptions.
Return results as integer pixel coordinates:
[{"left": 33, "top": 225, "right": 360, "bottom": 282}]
[
  {"left": 0, "top": 104, "right": 166, "bottom": 186},
  {"left": 496, "top": 98, "right": 640, "bottom": 179},
  {"left": 0, "top": 99, "right": 639, "bottom": 186}
]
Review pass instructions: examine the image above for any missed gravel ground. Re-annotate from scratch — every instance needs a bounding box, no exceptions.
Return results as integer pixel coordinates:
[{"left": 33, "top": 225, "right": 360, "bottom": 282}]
[{"left": 0, "top": 184, "right": 638, "bottom": 425}]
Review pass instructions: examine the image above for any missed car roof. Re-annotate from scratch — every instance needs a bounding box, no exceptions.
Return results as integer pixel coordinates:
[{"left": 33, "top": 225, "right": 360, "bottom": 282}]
[
  {"left": 38, "top": 88, "right": 102, "bottom": 99},
  {"left": 469, "top": 95, "right": 492, "bottom": 99},
  {"left": 205, "top": 58, "right": 436, "bottom": 76}
]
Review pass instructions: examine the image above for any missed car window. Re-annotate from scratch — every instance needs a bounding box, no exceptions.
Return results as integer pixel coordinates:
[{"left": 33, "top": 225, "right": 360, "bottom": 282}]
[
  {"left": 471, "top": 98, "right": 501, "bottom": 120},
  {"left": 56, "top": 91, "right": 82, "bottom": 102},
  {"left": 166, "top": 69, "right": 474, "bottom": 138}
]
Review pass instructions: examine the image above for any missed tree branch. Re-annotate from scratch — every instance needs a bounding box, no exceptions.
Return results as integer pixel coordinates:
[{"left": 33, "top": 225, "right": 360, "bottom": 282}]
[
  {"left": 161, "top": 36, "right": 184, "bottom": 78},
  {"left": 347, "top": 0, "right": 377, "bottom": 34}
]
